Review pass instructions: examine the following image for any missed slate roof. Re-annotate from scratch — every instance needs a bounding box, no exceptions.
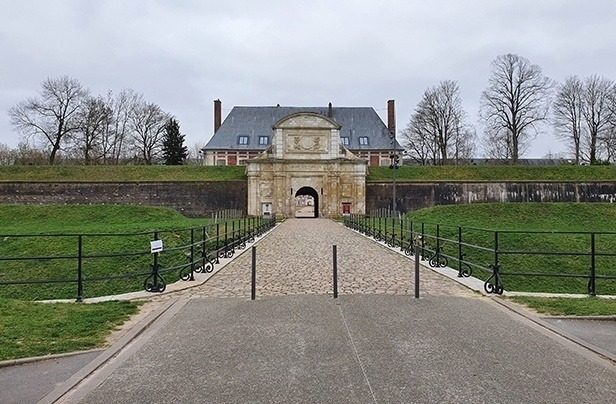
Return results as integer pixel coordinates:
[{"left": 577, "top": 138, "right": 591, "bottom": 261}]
[{"left": 203, "top": 106, "right": 401, "bottom": 151}]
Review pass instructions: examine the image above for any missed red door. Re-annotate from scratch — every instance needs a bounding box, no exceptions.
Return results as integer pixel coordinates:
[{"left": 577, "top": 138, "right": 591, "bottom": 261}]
[
  {"left": 342, "top": 203, "right": 351, "bottom": 215},
  {"left": 227, "top": 155, "right": 237, "bottom": 166},
  {"left": 369, "top": 156, "right": 379, "bottom": 166}
]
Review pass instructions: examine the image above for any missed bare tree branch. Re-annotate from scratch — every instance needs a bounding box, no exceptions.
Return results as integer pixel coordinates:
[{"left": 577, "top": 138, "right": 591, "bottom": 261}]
[{"left": 480, "top": 54, "right": 553, "bottom": 163}]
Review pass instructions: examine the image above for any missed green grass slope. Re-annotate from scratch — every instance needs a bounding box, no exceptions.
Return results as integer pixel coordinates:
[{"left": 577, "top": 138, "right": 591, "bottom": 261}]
[
  {"left": 405, "top": 203, "right": 616, "bottom": 295},
  {"left": 0, "top": 165, "right": 246, "bottom": 182},
  {"left": 0, "top": 205, "right": 214, "bottom": 300},
  {"left": 367, "top": 165, "right": 616, "bottom": 182}
]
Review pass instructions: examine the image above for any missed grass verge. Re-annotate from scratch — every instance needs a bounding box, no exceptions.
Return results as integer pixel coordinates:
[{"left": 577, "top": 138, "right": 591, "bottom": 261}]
[
  {"left": 0, "top": 165, "right": 246, "bottom": 182},
  {"left": 0, "top": 299, "right": 141, "bottom": 361},
  {"left": 507, "top": 296, "right": 616, "bottom": 316}
]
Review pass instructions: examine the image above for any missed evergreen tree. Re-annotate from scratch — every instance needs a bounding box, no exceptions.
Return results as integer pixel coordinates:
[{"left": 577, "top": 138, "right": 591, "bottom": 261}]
[{"left": 161, "top": 118, "right": 188, "bottom": 165}]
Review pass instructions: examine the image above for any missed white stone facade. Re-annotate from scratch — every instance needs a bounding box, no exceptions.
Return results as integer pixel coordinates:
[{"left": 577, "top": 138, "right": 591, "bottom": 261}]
[{"left": 247, "top": 113, "right": 367, "bottom": 217}]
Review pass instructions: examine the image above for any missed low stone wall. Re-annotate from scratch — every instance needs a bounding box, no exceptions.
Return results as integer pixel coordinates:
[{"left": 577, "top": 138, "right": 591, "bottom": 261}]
[
  {"left": 366, "top": 182, "right": 616, "bottom": 212},
  {"left": 0, "top": 181, "right": 247, "bottom": 217}
]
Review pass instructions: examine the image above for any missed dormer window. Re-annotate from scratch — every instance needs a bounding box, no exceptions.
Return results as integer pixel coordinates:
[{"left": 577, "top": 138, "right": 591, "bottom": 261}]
[
  {"left": 358, "top": 136, "right": 369, "bottom": 146},
  {"left": 258, "top": 136, "right": 269, "bottom": 145},
  {"left": 341, "top": 136, "right": 350, "bottom": 146},
  {"left": 238, "top": 136, "right": 249, "bottom": 145}
]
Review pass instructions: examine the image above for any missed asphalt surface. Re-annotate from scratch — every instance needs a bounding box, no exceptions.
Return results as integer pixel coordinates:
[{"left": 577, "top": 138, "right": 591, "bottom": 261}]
[
  {"left": 0, "top": 351, "right": 102, "bottom": 404},
  {"left": 542, "top": 318, "right": 616, "bottom": 356},
  {"left": 56, "top": 295, "right": 615, "bottom": 403}
]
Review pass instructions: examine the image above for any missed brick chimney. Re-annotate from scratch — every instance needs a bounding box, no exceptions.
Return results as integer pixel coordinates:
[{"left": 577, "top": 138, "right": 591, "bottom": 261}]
[
  {"left": 387, "top": 99, "right": 396, "bottom": 135},
  {"left": 214, "top": 99, "right": 222, "bottom": 133},
  {"left": 328, "top": 102, "right": 333, "bottom": 118}
]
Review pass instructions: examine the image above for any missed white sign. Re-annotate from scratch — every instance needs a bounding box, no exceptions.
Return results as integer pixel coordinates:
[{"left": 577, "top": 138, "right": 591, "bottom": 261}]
[{"left": 150, "top": 240, "right": 163, "bottom": 253}]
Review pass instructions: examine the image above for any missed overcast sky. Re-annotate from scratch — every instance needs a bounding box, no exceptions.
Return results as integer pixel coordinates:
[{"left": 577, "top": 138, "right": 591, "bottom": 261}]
[{"left": 1, "top": 0, "right": 615, "bottom": 158}]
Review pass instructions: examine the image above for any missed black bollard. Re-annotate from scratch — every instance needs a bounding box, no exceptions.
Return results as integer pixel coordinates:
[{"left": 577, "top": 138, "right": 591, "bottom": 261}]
[
  {"left": 333, "top": 245, "right": 338, "bottom": 299},
  {"left": 251, "top": 246, "right": 256, "bottom": 300}
]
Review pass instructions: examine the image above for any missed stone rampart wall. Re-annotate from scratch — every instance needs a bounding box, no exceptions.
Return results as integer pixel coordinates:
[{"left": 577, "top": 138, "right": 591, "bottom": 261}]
[
  {"left": 366, "top": 182, "right": 616, "bottom": 212},
  {"left": 0, "top": 181, "right": 247, "bottom": 218},
  {"left": 0, "top": 181, "right": 613, "bottom": 217}
]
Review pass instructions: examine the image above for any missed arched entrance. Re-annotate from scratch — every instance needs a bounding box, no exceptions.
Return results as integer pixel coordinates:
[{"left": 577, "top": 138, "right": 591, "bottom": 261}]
[{"left": 294, "top": 186, "right": 319, "bottom": 218}]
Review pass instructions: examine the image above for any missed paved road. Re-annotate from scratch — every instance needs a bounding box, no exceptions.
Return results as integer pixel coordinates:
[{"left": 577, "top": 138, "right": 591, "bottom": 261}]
[
  {"left": 0, "top": 351, "right": 101, "bottom": 404},
  {"left": 152, "top": 218, "right": 471, "bottom": 300},
  {"left": 62, "top": 295, "right": 615, "bottom": 403},
  {"left": 543, "top": 318, "right": 616, "bottom": 356}
]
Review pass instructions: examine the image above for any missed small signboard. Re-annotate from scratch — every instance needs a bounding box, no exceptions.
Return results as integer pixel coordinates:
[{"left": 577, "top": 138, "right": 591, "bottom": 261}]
[{"left": 150, "top": 240, "right": 164, "bottom": 254}]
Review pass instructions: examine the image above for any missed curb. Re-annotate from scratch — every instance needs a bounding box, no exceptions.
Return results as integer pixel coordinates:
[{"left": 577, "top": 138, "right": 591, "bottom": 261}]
[
  {"left": 37, "top": 299, "right": 180, "bottom": 404},
  {"left": 0, "top": 349, "right": 105, "bottom": 369},
  {"left": 490, "top": 296, "right": 616, "bottom": 365}
]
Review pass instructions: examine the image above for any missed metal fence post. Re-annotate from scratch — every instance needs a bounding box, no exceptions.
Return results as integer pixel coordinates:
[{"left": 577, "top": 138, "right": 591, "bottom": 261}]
[
  {"left": 189, "top": 228, "right": 195, "bottom": 281},
  {"left": 414, "top": 239, "right": 420, "bottom": 298},
  {"left": 76, "top": 235, "right": 83, "bottom": 302},
  {"left": 215, "top": 223, "right": 220, "bottom": 264},
  {"left": 494, "top": 231, "right": 499, "bottom": 271},
  {"left": 421, "top": 222, "right": 425, "bottom": 259},
  {"left": 589, "top": 232, "right": 596, "bottom": 296},
  {"left": 457, "top": 227, "right": 463, "bottom": 277},
  {"left": 202, "top": 226, "right": 207, "bottom": 271},
  {"left": 436, "top": 224, "right": 441, "bottom": 262}
]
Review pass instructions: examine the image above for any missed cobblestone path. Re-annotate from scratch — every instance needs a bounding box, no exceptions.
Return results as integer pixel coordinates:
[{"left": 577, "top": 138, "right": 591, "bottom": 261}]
[{"left": 156, "top": 219, "right": 471, "bottom": 300}]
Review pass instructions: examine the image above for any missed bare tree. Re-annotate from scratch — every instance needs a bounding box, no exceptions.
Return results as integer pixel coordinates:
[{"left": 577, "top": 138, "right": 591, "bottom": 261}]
[
  {"left": 581, "top": 75, "right": 615, "bottom": 164},
  {"left": 13, "top": 139, "right": 49, "bottom": 165},
  {"left": 401, "top": 80, "right": 475, "bottom": 165},
  {"left": 0, "top": 143, "right": 15, "bottom": 165},
  {"left": 69, "top": 95, "right": 112, "bottom": 164},
  {"left": 606, "top": 88, "right": 616, "bottom": 163},
  {"left": 400, "top": 115, "right": 437, "bottom": 165},
  {"left": 553, "top": 76, "right": 584, "bottom": 164},
  {"left": 450, "top": 122, "right": 476, "bottom": 164},
  {"left": 129, "top": 100, "right": 169, "bottom": 164},
  {"left": 8, "top": 76, "right": 89, "bottom": 164},
  {"left": 480, "top": 54, "right": 553, "bottom": 164},
  {"left": 105, "top": 89, "right": 143, "bottom": 164},
  {"left": 187, "top": 142, "right": 206, "bottom": 165}
]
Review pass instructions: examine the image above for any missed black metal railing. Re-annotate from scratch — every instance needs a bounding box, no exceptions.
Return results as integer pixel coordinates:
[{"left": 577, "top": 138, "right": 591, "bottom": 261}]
[
  {"left": 0, "top": 215, "right": 276, "bottom": 301},
  {"left": 344, "top": 214, "right": 616, "bottom": 296}
]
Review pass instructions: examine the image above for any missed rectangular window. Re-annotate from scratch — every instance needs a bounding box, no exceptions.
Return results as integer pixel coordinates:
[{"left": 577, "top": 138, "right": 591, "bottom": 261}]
[
  {"left": 216, "top": 159, "right": 226, "bottom": 166},
  {"left": 359, "top": 136, "right": 369, "bottom": 146},
  {"left": 258, "top": 136, "right": 269, "bottom": 145},
  {"left": 238, "top": 136, "right": 249, "bottom": 145},
  {"left": 340, "top": 136, "right": 350, "bottom": 146}
]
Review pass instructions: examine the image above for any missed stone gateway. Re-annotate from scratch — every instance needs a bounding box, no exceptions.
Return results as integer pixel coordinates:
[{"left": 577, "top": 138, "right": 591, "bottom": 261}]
[{"left": 246, "top": 112, "right": 367, "bottom": 217}]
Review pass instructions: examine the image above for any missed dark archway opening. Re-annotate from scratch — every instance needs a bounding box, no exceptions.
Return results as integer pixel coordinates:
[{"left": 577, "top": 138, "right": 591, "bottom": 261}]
[{"left": 294, "top": 186, "right": 319, "bottom": 218}]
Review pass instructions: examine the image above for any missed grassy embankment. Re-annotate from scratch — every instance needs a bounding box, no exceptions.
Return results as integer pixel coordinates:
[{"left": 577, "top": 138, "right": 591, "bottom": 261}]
[
  {"left": 0, "top": 204, "right": 213, "bottom": 361},
  {"left": 0, "top": 164, "right": 247, "bottom": 182},
  {"left": 367, "top": 165, "right": 616, "bottom": 181},
  {"left": 0, "top": 205, "right": 213, "bottom": 301},
  {"left": 404, "top": 203, "right": 616, "bottom": 315},
  {"left": 1, "top": 164, "right": 614, "bottom": 182}
]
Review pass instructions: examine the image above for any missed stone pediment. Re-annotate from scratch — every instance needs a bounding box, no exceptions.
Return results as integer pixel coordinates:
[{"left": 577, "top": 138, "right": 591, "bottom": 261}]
[{"left": 274, "top": 112, "right": 341, "bottom": 130}]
